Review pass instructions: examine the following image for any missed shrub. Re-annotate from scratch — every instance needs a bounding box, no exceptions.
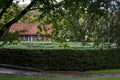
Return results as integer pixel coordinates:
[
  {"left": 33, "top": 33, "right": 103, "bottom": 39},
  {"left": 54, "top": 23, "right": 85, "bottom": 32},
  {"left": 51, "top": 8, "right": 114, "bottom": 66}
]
[{"left": 0, "top": 49, "right": 120, "bottom": 71}]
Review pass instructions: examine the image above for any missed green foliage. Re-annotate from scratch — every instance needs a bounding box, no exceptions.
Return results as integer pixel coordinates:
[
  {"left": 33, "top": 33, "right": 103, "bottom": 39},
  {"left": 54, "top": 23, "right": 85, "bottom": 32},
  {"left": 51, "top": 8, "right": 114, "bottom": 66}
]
[
  {"left": 0, "top": 3, "right": 20, "bottom": 24},
  {"left": 0, "top": 0, "right": 120, "bottom": 48},
  {"left": 18, "top": 5, "right": 40, "bottom": 23},
  {"left": 0, "top": 0, "right": 8, "bottom": 8},
  {"left": 0, "top": 49, "right": 120, "bottom": 71}
]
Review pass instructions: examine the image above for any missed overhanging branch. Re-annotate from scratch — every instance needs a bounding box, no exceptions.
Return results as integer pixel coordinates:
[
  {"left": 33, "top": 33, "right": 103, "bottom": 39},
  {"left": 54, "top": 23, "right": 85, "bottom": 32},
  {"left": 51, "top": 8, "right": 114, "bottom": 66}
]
[
  {"left": 0, "top": 0, "right": 13, "bottom": 19},
  {"left": 0, "top": 0, "right": 36, "bottom": 40}
]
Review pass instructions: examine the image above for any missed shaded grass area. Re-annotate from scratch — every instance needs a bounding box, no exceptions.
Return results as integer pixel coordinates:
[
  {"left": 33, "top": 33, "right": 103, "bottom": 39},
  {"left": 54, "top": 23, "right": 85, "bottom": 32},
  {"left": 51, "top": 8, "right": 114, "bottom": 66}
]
[
  {"left": 0, "top": 73, "right": 120, "bottom": 80},
  {"left": 46, "top": 69, "right": 120, "bottom": 74},
  {"left": 86, "top": 69, "right": 120, "bottom": 74}
]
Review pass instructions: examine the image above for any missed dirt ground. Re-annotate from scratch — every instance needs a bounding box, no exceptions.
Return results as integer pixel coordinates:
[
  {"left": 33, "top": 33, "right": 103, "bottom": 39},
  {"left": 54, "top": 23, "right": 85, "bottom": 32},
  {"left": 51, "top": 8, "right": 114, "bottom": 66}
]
[{"left": 1, "top": 67, "right": 120, "bottom": 78}]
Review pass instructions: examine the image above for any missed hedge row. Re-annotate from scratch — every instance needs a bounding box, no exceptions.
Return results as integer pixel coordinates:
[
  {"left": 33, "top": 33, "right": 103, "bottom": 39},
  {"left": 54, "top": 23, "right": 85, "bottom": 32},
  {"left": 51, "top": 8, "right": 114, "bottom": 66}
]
[{"left": 0, "top": 49, "right": 120, "bottom": 71}]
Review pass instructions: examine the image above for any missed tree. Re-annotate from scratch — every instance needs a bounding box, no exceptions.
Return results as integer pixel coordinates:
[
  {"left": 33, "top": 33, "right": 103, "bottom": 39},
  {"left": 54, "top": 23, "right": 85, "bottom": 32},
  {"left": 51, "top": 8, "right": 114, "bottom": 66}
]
[
  {"left": 0, "top": 0, "right": 36, "bottom": 40},
  {"left": 0, "top": 0, "right": 119, "bottom": 46},
  {"left": 18, "top": 4, "right": 40, "bottom": 23}
]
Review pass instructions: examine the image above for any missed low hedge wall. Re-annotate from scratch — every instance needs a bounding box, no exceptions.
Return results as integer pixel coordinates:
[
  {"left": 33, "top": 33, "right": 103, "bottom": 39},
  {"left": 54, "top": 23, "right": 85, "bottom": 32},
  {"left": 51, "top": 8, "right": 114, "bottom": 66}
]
[{"left": 0, "top": 49, "right": 120, "bottom": 71}]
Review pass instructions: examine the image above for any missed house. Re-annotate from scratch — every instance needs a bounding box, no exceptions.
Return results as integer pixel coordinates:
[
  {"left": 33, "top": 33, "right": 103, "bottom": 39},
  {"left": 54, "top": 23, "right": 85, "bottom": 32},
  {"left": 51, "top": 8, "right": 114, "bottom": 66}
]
[{"left": 9, "top": 23, "right": 52, "bottom": 42}]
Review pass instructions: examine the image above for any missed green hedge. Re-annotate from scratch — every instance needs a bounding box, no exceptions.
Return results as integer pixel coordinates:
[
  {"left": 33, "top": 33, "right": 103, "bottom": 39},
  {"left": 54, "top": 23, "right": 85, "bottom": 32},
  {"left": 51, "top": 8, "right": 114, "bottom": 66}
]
[{"left": 0, "top": 49, "right": 120, "bottom": 71}]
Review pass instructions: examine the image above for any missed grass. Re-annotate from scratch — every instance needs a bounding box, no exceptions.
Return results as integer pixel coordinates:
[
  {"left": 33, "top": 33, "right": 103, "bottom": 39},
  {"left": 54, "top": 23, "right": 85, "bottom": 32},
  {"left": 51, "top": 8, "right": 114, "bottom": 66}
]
[
  {"left": 0, "top": 73, "right": 120, "bottom": 80},
  {"left": 86, "top": 69, "right": 120, "bottom": 74},
  {"left": 0, "top": 41, "right": 116, "bottom": 50},
  {"left": 1, "top": 69, "right": 120, "bottom": 80},
  {"left": 46, "top": 69, "right": 120, "bottom": 74}
]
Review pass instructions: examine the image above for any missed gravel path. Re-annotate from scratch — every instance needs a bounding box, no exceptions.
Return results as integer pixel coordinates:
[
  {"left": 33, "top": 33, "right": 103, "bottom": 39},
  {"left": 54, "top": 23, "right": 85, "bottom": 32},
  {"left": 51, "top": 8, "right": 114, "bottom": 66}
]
[{"left": 1, "top": 67, "right": 120, "bottom": 78}]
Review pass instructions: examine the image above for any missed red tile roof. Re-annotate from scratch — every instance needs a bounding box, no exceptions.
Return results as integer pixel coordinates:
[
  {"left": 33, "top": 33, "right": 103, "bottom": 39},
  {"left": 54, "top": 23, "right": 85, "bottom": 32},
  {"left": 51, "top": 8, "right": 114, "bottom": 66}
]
[{"left": 9, "top": 23, "right": 52, "bottom": 35}]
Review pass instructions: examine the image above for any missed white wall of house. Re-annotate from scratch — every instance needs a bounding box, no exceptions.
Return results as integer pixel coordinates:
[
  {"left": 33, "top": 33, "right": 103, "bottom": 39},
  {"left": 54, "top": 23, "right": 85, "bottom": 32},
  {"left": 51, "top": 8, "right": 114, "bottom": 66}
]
[{"left": 20, "top": 35, "right": 41, "bottom": 41}]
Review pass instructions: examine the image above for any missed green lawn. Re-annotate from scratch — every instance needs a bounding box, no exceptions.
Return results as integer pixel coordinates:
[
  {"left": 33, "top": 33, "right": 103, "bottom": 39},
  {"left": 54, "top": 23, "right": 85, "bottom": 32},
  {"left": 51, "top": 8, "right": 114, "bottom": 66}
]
[
  {"left": 0, "top": 73, "right": 120, "bottom": 80},
  {"left": 0, "top": 41, "right": 116, "bottom": 50}
]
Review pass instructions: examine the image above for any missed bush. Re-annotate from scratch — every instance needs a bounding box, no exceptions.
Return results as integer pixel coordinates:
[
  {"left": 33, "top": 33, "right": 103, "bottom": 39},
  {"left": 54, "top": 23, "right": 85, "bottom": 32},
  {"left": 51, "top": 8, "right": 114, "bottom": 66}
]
[{"left": 0, "top": 49, "right": 120, "bottom": 71}]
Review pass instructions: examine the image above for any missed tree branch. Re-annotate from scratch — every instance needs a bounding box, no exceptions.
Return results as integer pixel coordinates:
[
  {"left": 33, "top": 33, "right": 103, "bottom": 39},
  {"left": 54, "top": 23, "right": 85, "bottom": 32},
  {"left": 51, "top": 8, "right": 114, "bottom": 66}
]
[
  {"left": 0, "top": 0, "right": 13, "bottom": 19},
  {"left": 0, "top": 0, "right": 36, "bottom": 40}
]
